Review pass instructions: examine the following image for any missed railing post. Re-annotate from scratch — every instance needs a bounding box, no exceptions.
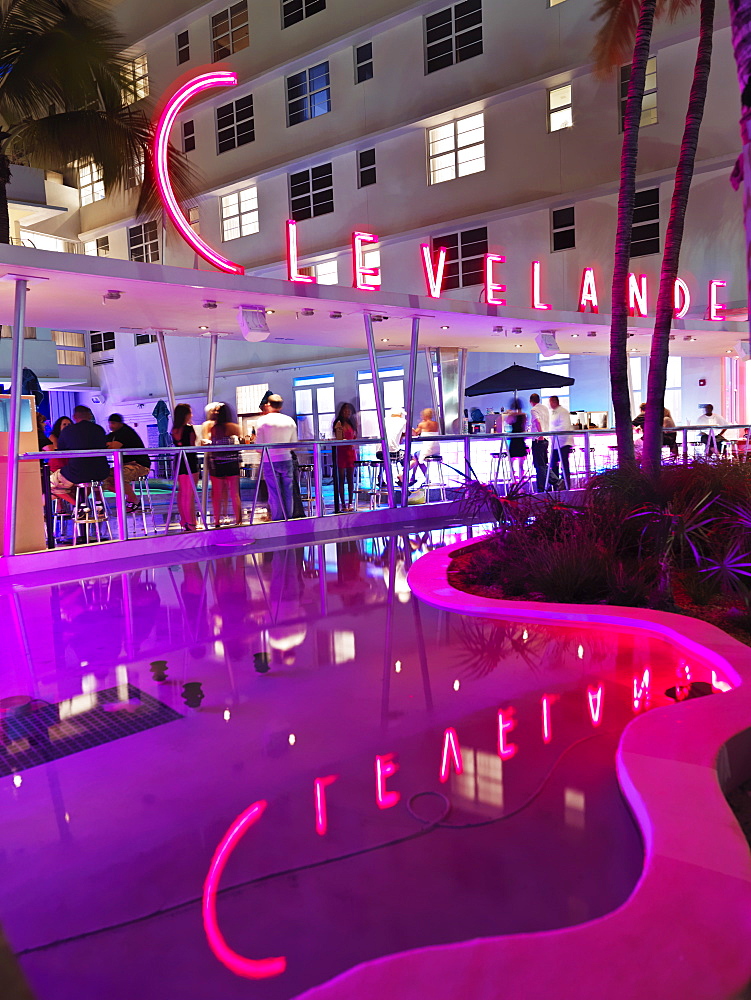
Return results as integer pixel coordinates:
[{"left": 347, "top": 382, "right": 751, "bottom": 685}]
[
  {"left": 314, "top": 441, "right": 325, "bottom": 517},
  {"left": 4, "top": 277, "right": 28, "bottom": 557},
  {"left": 363, "top": 313, "right": 395, "bottom": 508},
  {"left": 584, "top": 429, "right": 591, "bottom": 480},
  {"left": 113, "top": 449, "right": 128, "bottom": 542},
  {"left": 464, "top": 434, "right": 471, "bottom": 480},
  {"left": 682, "top": 427, "right": 689, "bottom": 463},
  {"left": 401, "top": 316, "right": 421, "bottom": 507}
]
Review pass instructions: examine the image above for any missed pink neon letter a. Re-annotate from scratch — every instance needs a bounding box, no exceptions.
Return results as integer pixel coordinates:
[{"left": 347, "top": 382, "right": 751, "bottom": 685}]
[
  {"left": 587, "top": 685, "right": 604, "bottom": 727},
  {"left": 439, "top": 727, "right": 463, "bottom": 782},
  {"left": 421, "top": 244, "right": 446, "bottom": 299}
]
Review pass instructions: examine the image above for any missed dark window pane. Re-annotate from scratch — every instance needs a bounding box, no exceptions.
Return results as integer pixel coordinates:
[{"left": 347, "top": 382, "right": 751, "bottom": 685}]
[
  {"left": 632, "top": 205, "right": 658, "bottom": 224},
  {"left": 634, "top": 188, "right": 659, "bottom": 207},
  {"left": 456, "top": 33, "right": 483, "bottom": 61},
  {"left": 308, "top": 62, "right": 330, "bottom": 89},
  {"left": 630, "top": 237, "right": 660, "bottom": 257},
  {"left": 359, "top": 149, "right": 376, "bottom": 168},
  {"left": 552, "top": 228, "right": 575, "bottom": 251},
  {"left": 632, "top": 221, "right": 660, "bottom": 240},
  {"left": 356, "top": 42, "right": 372, "bottom": 61},
  {"left": 356, "top": 62, "right": 374, "bottom": 83},
  {"left": 311, "top": 163, "right": 332, "bottom": 184},
  {"left": 360, "top": 167, "right": 376, "bottom": 187},
  {"left": 552, "top": 207, "right": 574, "bottom": 229}
]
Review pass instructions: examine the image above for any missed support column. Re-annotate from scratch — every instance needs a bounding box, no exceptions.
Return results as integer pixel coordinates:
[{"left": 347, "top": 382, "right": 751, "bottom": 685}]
[
  {"left": 401, "top": 317, "right": 420, "bottom": 507},
  {"left": 206, "top": 333, "right": 218, "bottom": 407},
  {"left": 364, "top": 313, "right": 394, "bottom": 507},
  {"left": 156, "top": 331, "right": 176, "bottom": 415},
  {"left": 424, "top": 347, "right": 440, "bottom": 424},
  {"left": 457, "top": 348, "right": 468, "bottom": 432},
  {"left": 436, "top": 348, "right": 461, "bottom": 434},
  {"left": 5, "top": 277, "right": 28, "bottom": 557}
]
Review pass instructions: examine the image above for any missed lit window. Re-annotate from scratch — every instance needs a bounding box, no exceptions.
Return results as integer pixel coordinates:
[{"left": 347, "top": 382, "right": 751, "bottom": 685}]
[
  {"left": 289, "top": 163, "right": 334, "bottom": 220},
  {"left": 620, "top": 55, "right": 657, "bottom": 130},
  {"left": 358, "top": 148, "right": 376, "bottom": 187},
  {"left": 176, "top": 30, "right": 190, "bottom": 65},
  {"left": 282, "top": 0, "right": 325, "bottom": 28},
  {"left": 125, "top": 149, "right": 145, "bottom": 190},
  {"left": 122, "top": 55, "right": 149, "bottom": 104},
  {"left": 221, "top": 186, "right": 259, "bottom": 241},
  {"left": 56, "top": 350, "right": 87, "bottom": 366},
  {"left": 189, "top": 206, "right": 200, "bottom": 233},
  {"left": 216, "top": 95, "right": 254, "bottom": 153},
  {"left": 431, "top": 226, "right": 487, "bottom": 288},
  {"left": 211, "top": 2, "right": 249, "bottom": 60},
  {"left": 182, "top": 120, "right": 196, "bottom": 153},
  {"left": 236, "top": 384, "right": 270, "bottom": 414},
  {"left": 78, "top": 160, "right": 104, "bottom": 206},
  {"left": 425, "top": 0, "right": 483, "bottom": 75},
  {"left": 549, "top": 0, "right": 567, "bottom": 5},
  {"left": 355, "top": 42, "right": 373, "bottom": 83},
  {"left": 299, "top": 259, "right": 338, "bottom": 284},
  {"left": 83, "top": 236, "right": 110, "bottom": 256},
  {"left": 128, "top": 221, "right": 159, "bottom": 262},
  {"left": 90, "top": 331, "right": 116, "bottom": 352},
  {"left": 548, "top": 84, "right": 572, "bottom": 131},
  {"left": 631, "top": 187, "right": 660, "bottom": 257},
  {"left": 53, "top": 330, "right": 85, "bottom": 348},
  {"left": 551, "top": 206, "right": 575, "bottom": 251},
  {"left": 294, "top": 373, "right": 335, "bottom": 439},
  {"left": 428, "top": 112, "right": 484, "bottom": 184},
  {"left": 286, "top": 61, "right": 331, "bottom": 126}
]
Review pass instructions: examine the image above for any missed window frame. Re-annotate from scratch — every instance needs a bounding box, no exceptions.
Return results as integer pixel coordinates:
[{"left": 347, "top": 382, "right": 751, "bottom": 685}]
[
  {"left": 289, "top": 162, "right": 334, "bottom": 221},
  {"left": 424, "top": 0, "right": 483, "bottom": 76},
  {"left": 431, "top": 226, "right": 488, "bottom": 289},
  {"left": 551, "top": 206, "right": 575, "bottom": 252},
  {"left": 220, "top": 186, "right": 259, "bottom": 241},
  {"left": 355, "top": 42, "right": 373, "bottom": 83},
  {"left": 78, "top": 159, "right": 104, "bottom": 206},
  {"left": 286, "top": 61, "right": 331, "bottom": 126},
  {"left": 282, "top": 0, "right": 326, "bottom": 29},
  {"left": 182, "top": 119, "right": 196, "bottom": 153},
  {"left": 90, "top": 331, "right": 116, "bottom": 353},
  {"left": 630, "top": 187, "right": 660, "bottom": 258},
  {"left": 176, "top": 29, "right": 190, "bottom": 64},
  {"left": 122, "top": 55, "right": 149, "bottom": 105},
  {"left": 358, "top": 148, "right": 377, "bottom": 188},
  {"left": 216, "top": 94, "right": 255, "bottom": 153},
  {"left": 211, "top": 1, "right": 249, "bottom": 61},
  {"left": 128, "top": 220, "right": 160, "bottom": 263},
  {"left": 547, "top": 84, "right": 573, "bottom": 132},
  {"left": 427, "top": 111, "right": 485, "bottom": 185},
  {"left": 620, "top": 54, "right": 657, "bottom": 131}
]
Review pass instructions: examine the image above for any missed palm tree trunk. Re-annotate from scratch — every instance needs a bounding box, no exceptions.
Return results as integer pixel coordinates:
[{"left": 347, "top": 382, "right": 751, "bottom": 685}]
[
  {"left": 610, "top": 0, "right": 657, "bottom": 468},
  {"left": 0, "top": 154, "right": 12, "bottom": 245},
  {"left": 729, "top": 0, "right": 751, "bottom": 354},
  {"left": 642, "top": 0, "right": 715, "bottom": 477}
]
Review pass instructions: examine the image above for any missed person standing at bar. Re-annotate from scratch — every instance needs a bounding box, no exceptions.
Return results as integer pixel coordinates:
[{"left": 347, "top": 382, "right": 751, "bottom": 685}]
[
  {"left": 548, "top": 395, "right": 574, "bottom": 489},
  {"left": 51, "top": 405, "right": 111, "bottom": 505},
  {"left": 333, "top": 402, "right": 357, "bottom": 510},
  {"left": 528, "top": 393, "right": 549, "bottom": 493},
  {"left": 171, "top": 403, "right": 199, "bottom": 531},
  {"left": 255, "top": 395, "right": 298, "bottom": 521},
  {"left": 205, "top": 402, "right": 243, "bottom": 526}
]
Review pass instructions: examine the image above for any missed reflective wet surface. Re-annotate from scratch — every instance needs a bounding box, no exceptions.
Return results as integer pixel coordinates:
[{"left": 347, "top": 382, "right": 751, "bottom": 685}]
[{"left": 0, "top": 526, "right": 729, "bottom": 999}]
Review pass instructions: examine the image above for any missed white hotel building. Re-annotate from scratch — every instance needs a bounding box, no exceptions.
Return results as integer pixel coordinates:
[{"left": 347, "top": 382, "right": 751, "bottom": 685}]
[{"left": 1, "top": 0, "right": 747, "bottom": 435}]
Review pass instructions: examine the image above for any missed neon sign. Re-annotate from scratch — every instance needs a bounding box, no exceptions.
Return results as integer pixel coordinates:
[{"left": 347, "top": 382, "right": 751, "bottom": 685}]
[
  {"left": 578, "top": 267, "right": 599, "bottom": 313},
  {"left": 421, "top": 243, "right": 447, "bottom": 298},
  {"left": 352, "top": 231, "right": 381, "bottom": 290},
  {"left": 154, "top": 72, "right": 245, "bottom": 275},
  {"left": 286, "top": 220, "right": 315, "bottom": 283},
  {"left": 484, "top": 253, "right": 506, "bottom": 306}
]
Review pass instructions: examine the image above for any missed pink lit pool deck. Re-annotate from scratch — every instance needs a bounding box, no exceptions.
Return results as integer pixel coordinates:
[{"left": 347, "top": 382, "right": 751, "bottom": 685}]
[{"left": 0, "top": 528, "right": 748, "bottom": 999}]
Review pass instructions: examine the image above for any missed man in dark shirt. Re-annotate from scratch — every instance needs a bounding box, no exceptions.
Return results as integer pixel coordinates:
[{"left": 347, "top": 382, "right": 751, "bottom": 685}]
[
  {"left": 103, "top": 413, "right": 150, "bottom": 511},
  {"left": 50, "top": 405, "right": 111, "bottom": 505}
]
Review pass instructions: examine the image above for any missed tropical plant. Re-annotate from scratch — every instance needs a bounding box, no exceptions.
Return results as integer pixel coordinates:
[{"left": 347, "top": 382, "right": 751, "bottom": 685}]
[{"left": 0, "top": 0, "right": 194, "bottom": 244}]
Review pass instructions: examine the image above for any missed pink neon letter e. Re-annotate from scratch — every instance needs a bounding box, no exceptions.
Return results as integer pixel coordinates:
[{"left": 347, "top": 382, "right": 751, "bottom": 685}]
[
  {"left": 485, "top": 254, "right": 506, "bottom": 306},
  {"left": 375, "top": 753, "right": 400, "bottom": 809}
]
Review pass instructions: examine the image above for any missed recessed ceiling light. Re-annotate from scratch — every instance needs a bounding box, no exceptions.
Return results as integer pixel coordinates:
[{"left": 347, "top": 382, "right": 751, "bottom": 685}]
[
  {"left": 199, "top": 325, "right": 209, "bottom": 330},
  {"left": 381, "top": 338, "right": 389, "bottom": 342},
  {"left": 629, "top": 347, "right": 637, "bottom": 352},
  {"left": 571, "top": 333, "right": 579, "bottom": 338},
  {"left": 726, "top": 349, "right": 733, "bottom": 354},
  {"left": 515, "top": 343, "right": 523, "bottom": 348},
  {"left": 440, "top": 325, "right": 449, "bottom": 330},
  {"left": 266, "top": 309, "right": 275, "bottom": 315}
]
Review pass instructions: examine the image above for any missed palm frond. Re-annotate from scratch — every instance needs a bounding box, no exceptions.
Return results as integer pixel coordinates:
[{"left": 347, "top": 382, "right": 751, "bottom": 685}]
[{"left": 591, "top": 0, "right": 696, "bottom": 73}]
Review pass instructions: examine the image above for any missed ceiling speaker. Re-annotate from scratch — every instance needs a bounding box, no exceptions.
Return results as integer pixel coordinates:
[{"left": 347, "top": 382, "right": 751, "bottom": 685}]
[
  {"left": 238, "top": 305, "right": 270, "bottom": 342},
  {"left": 535, "top": 331, "right": 560, "bottom": 357}
]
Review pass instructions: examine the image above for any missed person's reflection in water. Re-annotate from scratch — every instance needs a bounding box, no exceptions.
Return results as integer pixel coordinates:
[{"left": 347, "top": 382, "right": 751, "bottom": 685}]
[
  {"left": 57, "top": 578, "right": 127, "bottom": 673},
  {"left": 327, "top": 541, "right": 370, "bottom": 607},
  {"left": 263, "top": 549, "right": 307, "bottom": 667},
  {"left": 382, "top": 542, "right": 411, "bottom": 604}
]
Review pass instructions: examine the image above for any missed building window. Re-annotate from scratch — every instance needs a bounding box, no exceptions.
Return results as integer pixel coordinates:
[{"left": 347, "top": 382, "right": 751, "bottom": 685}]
[
  {"left": 620, "top": 55, "right": 657, "bottom": 130},
  {"left": 294, "top": 374, "right": 335, "bottom": 440},
  {"left": 122, "top": 55, "right": 149, "bottom": 104},
  {"left": 182, "top": 120, "right": 196, "bottom": 153},
  {"left": 287, "top": 61, "right": 331, "bottom": 126},
  {"left": 128, "top": 221, "right": 160, "bottom": 262},
  {"left": 135, "top": 333, "right": 158, "bottom": 345},
  {"left": 221, "top": 186, "right": 259, "bottom": 240},
  {"left": 355, "top": 42, "right": 373, "bottom": 83},
  {"left": 176, "top": 30, "right": 190, "bottom": 64},
  {"left": 211, "top": 1, "right": 249, "bottom": 60},
  {"left": 53, "top": 330, "right": 87, "bottom": 366},
  {"left": 428, "top": 112, "right": 484, "bottom": 184},
  {"left": 189, "top": 206, "right": 200, "bottom": 233},
  {"left": 282, "top": 0, "right": 325, "bottom": 28},
  {"left": 631, "top": 188, "right": 660, "bottom": 257},
  {"left": 539, "top": 357, "right": 571, "bottom": 409},
  {"left": 551, "top": 206, "right": 575, "bottom": 251},
  {"left": 548, "top": 84, "right": 572, "bottom": 131},
  {"left": 78, "top": 159, "right": 104, "bottom": 206},
  {"left": 358, "top": 367, "right": 404, "bottom": 439},
  {"left": 216, "top": 95, "right": 254, "bottom": 153},
  {"left": 289, "top": 163, "right": 334, "bottom": 220},
  {"left": 125, "top": 149, "right": 145, "bottom": 189},
  {"left": 425, "top": 0, "right": 483, "bottom": 75},
  {"left": 549, "top": 0, "right": 567, "bottom": 5},
  {"left": 83, "top": 236, "right": 110, "bottom": 256},
  {"left": 431, "top": 226, "right": 487, "bottom": 288},
  {"left": 90, "top": 331, "right": 116, "bottom": 353},
  {"left": 298, "top": 258, "right": 338, "bottom": 284},
  {"left": 358, "top": 148, "right": 376, "bottom": 187}
]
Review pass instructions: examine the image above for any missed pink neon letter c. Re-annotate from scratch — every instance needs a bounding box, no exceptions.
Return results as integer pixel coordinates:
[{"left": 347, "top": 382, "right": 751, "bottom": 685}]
[
  {"left": 154, "top": 72, "right": 245, "bottom": 275},
  {"left": 202, "top": 800, "right": 286, "bottom": 978}
]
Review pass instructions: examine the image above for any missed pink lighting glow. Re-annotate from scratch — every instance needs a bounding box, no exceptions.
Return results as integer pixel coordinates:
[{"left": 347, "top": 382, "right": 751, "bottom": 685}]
[
  {"left": 375, "top": 753, "right": 400, "bottom": 808},
  {"left": 633, "top": 669, "right": 651, "bottom": 713},
  {"left": 541, "top": 695, "right": 557, "bottom": 744},
  {"left": 674, "top": 277, "right": 691, "bottom": 319},
  {"left": 439, "top": 727, "right": 463, "bottom": 782},
  {"left": 709, "top": 279, "right": 727, "bottom": 321},
  {"left": 497, "top": 708, "right": 518, "bottom": 760},
  {"left": 421, "top": 244, "right": 447, "bottom": 298},
  {"left": 578, "top": 268, "right": 599, "bottom": 313},
  {"left": 587, "top": 685, "right": 604, "bottom": 727},
  {"left": 202, "top": 800, "right": 287, "bottom": 979},
  {"left": 353, "top": 232, "right": 380, "bottom": 290},
  {"left": 628, "top": 273, "right": 648, "bottom": 318},
  {"left": 484, "top": 254, "right": 507, "bottom": 306},
  {"left": 154, "top": 73, "right": 244, "bottom": 275},
  {"left": 287, "top": 220, "right": 315, "bottom": 283},
  {"left": 314, "top": 774, "right": 339, "bottom": 835},
  {"left": 532, "top": 261, "right": 551, "bottom": 310}
]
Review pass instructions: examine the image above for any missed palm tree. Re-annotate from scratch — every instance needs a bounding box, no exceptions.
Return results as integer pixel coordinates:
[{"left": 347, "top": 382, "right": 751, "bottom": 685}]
[
  {"left": 593, "top": 0, "right": 660, "bottom": 468},
  {"left": 0, "top": 0, "right": 193, "bottom": 245}
]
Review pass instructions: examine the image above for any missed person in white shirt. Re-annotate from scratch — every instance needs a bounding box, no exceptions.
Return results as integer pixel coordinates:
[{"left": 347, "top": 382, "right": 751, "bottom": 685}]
[
  {"left": 548, "top": 396, "right": 574, "bottom": 489},
  {"left": 696, "top": 403, "right": 727, "bottom": 455},
  {"left": 528, "top": 393, "right": 550, "bottom": 492},
  {"left": 255, "top": 395, "right": 298, "bottom": 521}
]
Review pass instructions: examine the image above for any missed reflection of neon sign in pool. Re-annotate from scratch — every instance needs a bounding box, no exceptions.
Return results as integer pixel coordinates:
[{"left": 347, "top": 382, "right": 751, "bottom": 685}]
[
  {"left": 153, "top": 72, "right": 245, "bottom": 276},
  {"left": 205, "top": 668, "right": 697, "bottom": 980}
]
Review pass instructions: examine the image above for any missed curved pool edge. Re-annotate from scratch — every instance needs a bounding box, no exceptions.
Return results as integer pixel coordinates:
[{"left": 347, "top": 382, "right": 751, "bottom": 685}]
[{"left": 293, "top": 536, "right": 751, "bottom": 1000}]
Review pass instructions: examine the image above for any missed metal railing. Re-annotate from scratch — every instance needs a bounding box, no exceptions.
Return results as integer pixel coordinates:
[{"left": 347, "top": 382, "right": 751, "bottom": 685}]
[{"left": 15, "top": 422, "right": 751, "bottom": 552}]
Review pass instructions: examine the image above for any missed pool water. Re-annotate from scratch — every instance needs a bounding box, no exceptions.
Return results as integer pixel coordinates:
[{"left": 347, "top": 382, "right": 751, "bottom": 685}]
[{"left": 0, "top": 527, "right": 728, "bottom": 999}]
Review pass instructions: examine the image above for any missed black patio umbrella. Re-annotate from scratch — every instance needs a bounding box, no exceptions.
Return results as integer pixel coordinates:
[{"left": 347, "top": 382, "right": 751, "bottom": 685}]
[{"left": 465, "top": 363, "right": 575, "bottom": 397}]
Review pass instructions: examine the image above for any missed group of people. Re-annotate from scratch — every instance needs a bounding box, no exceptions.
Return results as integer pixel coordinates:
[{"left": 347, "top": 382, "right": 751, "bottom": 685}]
[{"left": 497, "top": 394, "right": 575, "bottom": 491}]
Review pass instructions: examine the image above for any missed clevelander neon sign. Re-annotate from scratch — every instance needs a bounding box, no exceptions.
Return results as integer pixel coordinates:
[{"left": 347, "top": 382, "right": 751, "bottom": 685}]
[{"left": 153, "top": 74, "right": 729, "bottom": 321}]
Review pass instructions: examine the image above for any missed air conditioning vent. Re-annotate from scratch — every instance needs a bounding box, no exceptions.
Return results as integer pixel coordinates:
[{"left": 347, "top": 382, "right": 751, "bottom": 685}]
[{"left": 92, "top": 357, "right": 114, "bottom": 367}]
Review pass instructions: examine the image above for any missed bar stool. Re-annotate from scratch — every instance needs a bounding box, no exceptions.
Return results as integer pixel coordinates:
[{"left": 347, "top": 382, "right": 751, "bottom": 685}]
[
  {"left": 357, "top": 460, "right": 382, "bottom": 510},
  {"left": 52, "top": 497, "right": 71, "bottom": 541},
  {"left": 297, "top": 463, "right": 315, "bottom": 515},
  {"left": 130, "top": 475, "right": 155, "bottom": 534},
  {"left": 489, "top": 451, "right": 511, "bottom": 489},
  {"left": 73, "top": 482, "right": 111, "bottom": 544},
  {"left": 424, "top": 455, "right": 446, "bottom": 502}
]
